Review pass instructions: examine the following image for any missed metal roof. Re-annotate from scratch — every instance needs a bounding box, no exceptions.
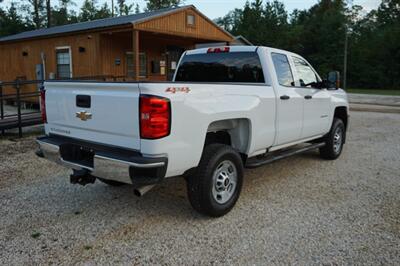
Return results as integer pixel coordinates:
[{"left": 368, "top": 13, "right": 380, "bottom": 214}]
[{"left": 0, "top": 5, "right": 190, "bottom": 42}]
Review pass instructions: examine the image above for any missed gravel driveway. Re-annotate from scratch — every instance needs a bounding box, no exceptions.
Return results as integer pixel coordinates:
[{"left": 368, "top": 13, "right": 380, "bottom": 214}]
[{"left": 0, "top": 111, "right": 399, "bottom": 265}]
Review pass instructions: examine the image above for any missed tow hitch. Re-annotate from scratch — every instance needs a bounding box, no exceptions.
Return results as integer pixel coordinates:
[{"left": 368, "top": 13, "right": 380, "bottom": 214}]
[{"left": 70, "top": 169, "right": 96, "bottom": 186}]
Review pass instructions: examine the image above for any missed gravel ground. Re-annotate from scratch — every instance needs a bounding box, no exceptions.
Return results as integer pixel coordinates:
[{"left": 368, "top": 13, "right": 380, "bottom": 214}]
[{"left": 0, "top": 111, "right": 399, "bottom": 265}]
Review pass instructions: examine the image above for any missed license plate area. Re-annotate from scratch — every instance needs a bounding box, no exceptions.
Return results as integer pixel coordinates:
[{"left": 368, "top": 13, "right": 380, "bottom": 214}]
[{"left": 60, "top": 144, "right": 94, "bottom": 168}]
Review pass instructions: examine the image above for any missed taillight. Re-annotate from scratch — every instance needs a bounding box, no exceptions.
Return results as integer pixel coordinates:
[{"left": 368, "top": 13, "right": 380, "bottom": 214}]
[
  {"left": 140, "top": 95, "right": 170, "bottom": 139},
  {"left": 207, "top": 47, "right": 230, "bottom": 53},
  {"left": 40, "top": 89, "right": 47, "bottom": 123}
]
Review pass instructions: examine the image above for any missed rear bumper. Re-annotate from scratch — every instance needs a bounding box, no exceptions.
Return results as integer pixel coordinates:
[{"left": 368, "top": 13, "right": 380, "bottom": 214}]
[{"left": 36, "top": 135, "right": 167, "bottom": 186}]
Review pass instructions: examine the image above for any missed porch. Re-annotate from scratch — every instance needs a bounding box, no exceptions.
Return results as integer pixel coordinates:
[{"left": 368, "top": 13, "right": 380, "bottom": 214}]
[{"left": 99, "top": 29, "right": 227, "bottom": 81}]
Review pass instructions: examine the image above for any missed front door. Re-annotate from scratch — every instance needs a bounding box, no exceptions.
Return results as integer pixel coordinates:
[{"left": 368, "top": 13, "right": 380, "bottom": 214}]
[
  {"left": 271, "top": 52, "right": 304, "bottom": 145},
  {"left": 290, "top": 56, "right": 331, "bottom": 138},
  {"left": 166, "top": 46, "right": 184, "bottom": 81}
]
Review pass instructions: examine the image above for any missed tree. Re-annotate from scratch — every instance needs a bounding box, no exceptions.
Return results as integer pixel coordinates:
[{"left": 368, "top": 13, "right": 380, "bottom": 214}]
[
  {"left": 27, "top": 0, "right": 45, "bottom": 29},
  {"left": 134, "top": 3, "right": 140, "bottom": 13},
  {"left": 51, "top": 0, "right": 78, "bottom": 26},
  {"left": 117, "top": 0, "right": 133, "bottom": 16},
  {"left": 348, "top": 0, "right": 400, "bottom": 89},
  {"left": 0, "top": 2, "right": 33, "bottom": 37},
  {"left": 145, "top": 0, "right": 182, "bottom": 11},
  {"left": 216, "top": 0, "right": 289, "bottom": 47},
  {"left": 79, "top": 0, "right": 112, "bottom": 22},
  {"left": 46, "top": 0, "right": 51, "bottom": 27}
]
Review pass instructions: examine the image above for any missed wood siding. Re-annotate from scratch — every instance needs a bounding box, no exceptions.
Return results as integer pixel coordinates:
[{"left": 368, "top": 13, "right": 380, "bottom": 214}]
[
  {"left": 0, "top": 32, "right": 101, "bottom": 95},
  {"left": 134, "top": 7, "right": 233, "bottom": 42}
]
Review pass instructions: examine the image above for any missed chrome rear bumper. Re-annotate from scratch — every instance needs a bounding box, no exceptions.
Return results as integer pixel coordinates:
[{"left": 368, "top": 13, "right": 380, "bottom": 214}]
[{"left": 36, "top": 135, "right": 167, "bottom": 185}]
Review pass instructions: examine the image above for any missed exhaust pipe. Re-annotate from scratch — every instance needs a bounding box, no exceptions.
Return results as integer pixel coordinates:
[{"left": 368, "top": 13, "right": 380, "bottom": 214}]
[{"left": 134, "top": 184, "right": 156, "bottom": 197}]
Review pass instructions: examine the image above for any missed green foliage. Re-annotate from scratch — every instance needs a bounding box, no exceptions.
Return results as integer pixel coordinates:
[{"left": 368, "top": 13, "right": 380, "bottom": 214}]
[
  {"left": 348, "top": 0, "right": 400, "bottom": 89},
  {"left": 117, "top": 0, "right": 134, "bottom": 16},
  {"left": 216, "top": 0, "right": 400, "bottom": 90},
  {"left": 0, "top": 2, "right": 34, "bottom": 36},
  {"left": 51, "top": 0, "right": 78, "bottom": 26},
  {"left": 145, "top": 0, "right": 183, "bottom": 11},
  {"left": 79, "top": 0, "right": 112, "bottom": 22}
]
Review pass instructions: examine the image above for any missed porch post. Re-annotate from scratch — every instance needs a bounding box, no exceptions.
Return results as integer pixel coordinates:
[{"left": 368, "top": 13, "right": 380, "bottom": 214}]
[{"left": 132, "top": 30, "right": 140, "bottom": 81}]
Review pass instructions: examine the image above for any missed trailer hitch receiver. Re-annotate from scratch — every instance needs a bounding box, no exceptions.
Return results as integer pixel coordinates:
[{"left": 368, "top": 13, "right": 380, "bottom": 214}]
[{"left": 70, "top": 169, "right": 96, "bottom": 186}]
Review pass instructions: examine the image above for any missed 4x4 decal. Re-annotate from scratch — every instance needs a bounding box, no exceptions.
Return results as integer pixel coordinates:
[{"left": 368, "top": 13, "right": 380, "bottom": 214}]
[{"left": 165, "top": 87, "right": 190, "bottom": 94}]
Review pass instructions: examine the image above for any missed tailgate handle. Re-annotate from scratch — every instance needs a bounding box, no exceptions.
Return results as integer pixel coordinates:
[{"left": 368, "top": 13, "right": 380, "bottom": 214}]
[{"left": 76, "top": 95, "right": 91, "bottom": 108}]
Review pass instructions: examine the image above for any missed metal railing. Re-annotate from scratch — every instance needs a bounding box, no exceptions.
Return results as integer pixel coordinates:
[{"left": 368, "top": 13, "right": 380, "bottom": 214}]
[
  {"left": 0, "top": 75, "right": 128, "bottom": 137},
  {"left": 0, "top": 79, "right": 43, "bottom": 137}
]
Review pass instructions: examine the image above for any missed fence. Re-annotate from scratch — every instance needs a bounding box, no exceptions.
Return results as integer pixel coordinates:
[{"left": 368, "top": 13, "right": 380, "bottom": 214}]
[{"left": 0, "top": 75, "right": 128, "bottom": 137}]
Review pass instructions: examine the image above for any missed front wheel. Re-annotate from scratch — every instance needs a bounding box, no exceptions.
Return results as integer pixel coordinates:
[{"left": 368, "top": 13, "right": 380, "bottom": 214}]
[
  {"left": 186, "top": 144, "right": 244, "bottom": 217},
  {"left": 319, "top": 118, "right": 345, "bottom": 160}
]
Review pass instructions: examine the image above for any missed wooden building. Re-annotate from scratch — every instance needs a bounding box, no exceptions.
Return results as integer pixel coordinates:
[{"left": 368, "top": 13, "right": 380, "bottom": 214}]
[{"left": 0, "top": 5, "right": 234, "bottom": 95}]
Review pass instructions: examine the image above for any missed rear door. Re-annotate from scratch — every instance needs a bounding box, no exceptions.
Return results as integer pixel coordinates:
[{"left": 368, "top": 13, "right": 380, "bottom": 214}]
[
  {"left": 290, "top": 56, "right": 331, "bottom": 138},
  {"left": 44, "top": 82, "right": 141, "bottom": 150},
  {"left": 270, "top": 52, "right": 304, "bottom": 145}
]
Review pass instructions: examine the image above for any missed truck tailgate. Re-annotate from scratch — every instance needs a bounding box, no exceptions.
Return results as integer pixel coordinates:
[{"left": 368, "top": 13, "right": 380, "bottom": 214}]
[{"left": 44, "top": 82, "right": 141, "bottom": 151}]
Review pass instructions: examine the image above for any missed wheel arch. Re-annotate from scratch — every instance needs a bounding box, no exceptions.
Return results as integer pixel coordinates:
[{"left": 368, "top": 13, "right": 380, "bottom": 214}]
[
  {"left": 334, "top": 106, "right": 348, "bottom": 130},
  {"left": 205, "top": 118, "right": 251, "bottom": 156}
]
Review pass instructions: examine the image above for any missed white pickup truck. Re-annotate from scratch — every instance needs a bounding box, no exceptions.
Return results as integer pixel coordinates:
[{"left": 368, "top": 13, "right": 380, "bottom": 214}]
[{"left": 37, "top": 46, "right": 349, "bottom": 217}]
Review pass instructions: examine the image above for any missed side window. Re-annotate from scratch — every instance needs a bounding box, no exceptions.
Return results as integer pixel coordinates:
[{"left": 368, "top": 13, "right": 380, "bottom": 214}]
[
  {"left": 271, "top": 53, "right": 294, "bottom": 87},
  {"left": 292, "top": 57, "right": 318, "bottom": 87}
]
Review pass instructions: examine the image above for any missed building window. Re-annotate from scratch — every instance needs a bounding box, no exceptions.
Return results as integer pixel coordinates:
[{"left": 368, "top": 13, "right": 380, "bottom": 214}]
[
  {"left": 126, "top": 52, "right": 147, "bottom": 78},
  {"left": 139, "top": 52, "right": 147, "bottom": 77},
  {"left": 56, "top": 47, "right": 72, "bottom": 78},
  {"left": 187, "top": 14, "right": 195, "bottom": 26}
]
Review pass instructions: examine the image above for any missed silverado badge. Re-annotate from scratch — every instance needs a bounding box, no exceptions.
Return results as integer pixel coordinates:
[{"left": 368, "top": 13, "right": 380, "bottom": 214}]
[{"left": 76, "top": 111, "right": 92, "bottom": 121}]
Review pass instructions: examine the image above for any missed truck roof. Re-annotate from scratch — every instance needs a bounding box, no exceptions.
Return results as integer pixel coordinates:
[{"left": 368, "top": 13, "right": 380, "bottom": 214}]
[{"left": 185, "top": 45, "right": 293, "bottom": 56}]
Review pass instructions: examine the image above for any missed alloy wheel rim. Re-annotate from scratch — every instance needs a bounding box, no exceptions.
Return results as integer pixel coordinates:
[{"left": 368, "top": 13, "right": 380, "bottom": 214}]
[
  {"left": 212, "top": 160, "right": 237, "bottom": 204},
  {"left": 333, "top": 127, "right": 343, "bottom": 154}
]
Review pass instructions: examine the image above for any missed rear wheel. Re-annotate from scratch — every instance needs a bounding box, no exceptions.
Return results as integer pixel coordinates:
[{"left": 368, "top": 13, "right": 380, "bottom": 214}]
[
  {"left": 186, "top": 144, "right": 243, "bottom": 217},
  {"left": 319, "top": 118, "right": 345, "bottom": 160}
]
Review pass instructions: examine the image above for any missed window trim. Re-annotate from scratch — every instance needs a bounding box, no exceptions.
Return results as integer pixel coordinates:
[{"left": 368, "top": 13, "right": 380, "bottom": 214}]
[
  {"left": 55, "top": 46, "right": 73, "bottom": 78},
  {"left": 186, "top": 11, "right": 196, "bottom": 28},
  {"left": 271, "top": 52, "right": 295, "bottom": 88}
]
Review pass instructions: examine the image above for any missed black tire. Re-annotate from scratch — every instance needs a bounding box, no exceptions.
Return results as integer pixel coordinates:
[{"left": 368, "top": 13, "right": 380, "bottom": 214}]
[
  {"left": 97, "top": 178, "right": 126, "bottom": 186},
  {"left": 319, "top": 118, "right": 345, "bottom": 160},
  {"left": 186, "top": 144, "right": 244, "bottom": 217}
]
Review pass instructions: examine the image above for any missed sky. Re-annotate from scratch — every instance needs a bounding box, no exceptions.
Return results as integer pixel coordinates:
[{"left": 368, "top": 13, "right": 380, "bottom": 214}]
[{"left": 1, "top": 0, "right": 382, "bottom": 19}]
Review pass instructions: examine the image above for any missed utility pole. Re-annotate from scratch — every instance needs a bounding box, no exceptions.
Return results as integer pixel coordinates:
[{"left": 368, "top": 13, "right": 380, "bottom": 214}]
[
  {"left": 111, "top": 0, "right": 114, "bottom": 17},
  {"left": 343, "top": 25, "right": 348, "bottom": 91},
  {"left": 343, "top": 0, "right": 352, "bottom": 91}
]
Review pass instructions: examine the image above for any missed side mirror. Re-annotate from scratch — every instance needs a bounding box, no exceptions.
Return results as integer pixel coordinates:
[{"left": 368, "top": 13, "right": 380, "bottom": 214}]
[{"left": 327, "top": 71, "right": 340, "bottom": 89}]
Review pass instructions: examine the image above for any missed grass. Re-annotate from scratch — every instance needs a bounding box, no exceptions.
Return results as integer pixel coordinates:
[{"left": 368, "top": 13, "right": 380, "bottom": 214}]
[
  {"left": 31, "top": 232, "right": 41, "bottom": 239},
  {"left": 346, "top": 88, "right": 400, "bottom": 96}
]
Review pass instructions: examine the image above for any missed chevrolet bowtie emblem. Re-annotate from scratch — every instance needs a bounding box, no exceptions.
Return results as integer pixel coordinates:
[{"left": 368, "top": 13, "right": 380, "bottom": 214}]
[{"left": 76, "top": 111, "right": 92, "bottom": 121}]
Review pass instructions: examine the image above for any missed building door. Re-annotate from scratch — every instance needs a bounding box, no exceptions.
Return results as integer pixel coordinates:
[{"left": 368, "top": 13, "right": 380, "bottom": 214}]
[
  {"left": 166, "top": 46, "right": 184, "bottom": 81},
  {"left": 126, "top": 52, "right": 147, "bottom": 79}
]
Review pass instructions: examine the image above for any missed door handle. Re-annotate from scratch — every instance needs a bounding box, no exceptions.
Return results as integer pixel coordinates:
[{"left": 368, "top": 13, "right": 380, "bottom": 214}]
[
  {"left": 280, "top": 95, "right": 290, "bottom": 100},
  {"left": 304, "top": 95, "right": 312, "bottom": 100}
]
